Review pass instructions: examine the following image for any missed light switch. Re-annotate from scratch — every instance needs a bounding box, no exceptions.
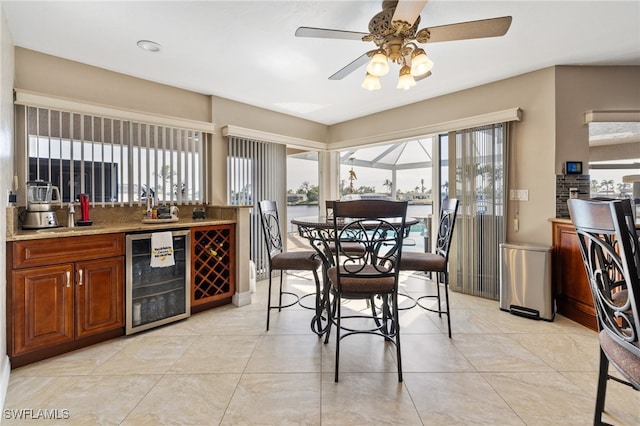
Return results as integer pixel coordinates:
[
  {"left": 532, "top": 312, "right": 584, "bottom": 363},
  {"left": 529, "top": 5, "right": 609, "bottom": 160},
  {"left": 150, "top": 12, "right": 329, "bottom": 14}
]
[{"left": 510, "top": 189, "right": 529, "bottom": 201}]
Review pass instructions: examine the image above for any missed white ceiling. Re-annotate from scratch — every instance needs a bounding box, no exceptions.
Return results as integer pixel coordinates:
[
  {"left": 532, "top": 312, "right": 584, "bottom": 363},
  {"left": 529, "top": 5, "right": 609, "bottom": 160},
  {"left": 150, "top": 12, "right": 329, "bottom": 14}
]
[{"left": 3, "top": 0, "right": 640, "bottom": 126}]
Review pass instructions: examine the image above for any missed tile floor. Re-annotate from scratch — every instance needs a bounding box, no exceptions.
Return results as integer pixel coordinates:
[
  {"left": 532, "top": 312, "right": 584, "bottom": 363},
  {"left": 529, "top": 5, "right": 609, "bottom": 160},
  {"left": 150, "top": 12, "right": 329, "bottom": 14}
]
[{"left": 3, "top": 272, "right": 639, "bottom": 425}]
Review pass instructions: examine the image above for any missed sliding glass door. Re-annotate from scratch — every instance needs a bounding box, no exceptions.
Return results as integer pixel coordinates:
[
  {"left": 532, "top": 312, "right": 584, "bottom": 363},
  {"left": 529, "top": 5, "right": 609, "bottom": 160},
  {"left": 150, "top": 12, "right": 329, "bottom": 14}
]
[{"left": 441, "top": 124, "right": 507, "bottom": 299}]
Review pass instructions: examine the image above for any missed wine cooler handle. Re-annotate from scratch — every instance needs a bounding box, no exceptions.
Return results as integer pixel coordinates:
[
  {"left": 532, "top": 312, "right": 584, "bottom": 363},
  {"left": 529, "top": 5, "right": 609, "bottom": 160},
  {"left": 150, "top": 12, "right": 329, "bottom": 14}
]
[
  {"left": 78, "top": 269, "right": 83, "bottom": 286},
  {"left": 66, "top": 271, "right": 71, "bottom": 288}
]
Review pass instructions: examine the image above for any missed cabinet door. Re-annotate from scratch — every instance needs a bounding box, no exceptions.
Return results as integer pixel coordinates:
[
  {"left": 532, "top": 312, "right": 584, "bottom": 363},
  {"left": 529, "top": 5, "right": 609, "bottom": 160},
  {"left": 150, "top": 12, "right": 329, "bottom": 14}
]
[
  {"left": 75, "top": 257, "right": 124, "bottom": 338},
  {"left": 191, "top": 225, "right": 236, "bottom": 307},
  {"left": 553, "top": 222, "right": 597, "bottom": 330},
  {"left": 11, "top": 264, "right": 74, "bottom": 356}
]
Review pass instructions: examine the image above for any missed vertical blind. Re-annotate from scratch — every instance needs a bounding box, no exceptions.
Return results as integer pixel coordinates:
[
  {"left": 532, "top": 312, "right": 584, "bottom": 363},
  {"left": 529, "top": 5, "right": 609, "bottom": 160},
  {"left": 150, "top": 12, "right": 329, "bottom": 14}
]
[
  {"left": 449, "top": 123, "right": 508, "bottom": 299},
  {"left": 227, "top": 136, "right": 286, "bottom": 280},
  {"left": 17, "top": 105, "right": 207, "bottom": 206}
]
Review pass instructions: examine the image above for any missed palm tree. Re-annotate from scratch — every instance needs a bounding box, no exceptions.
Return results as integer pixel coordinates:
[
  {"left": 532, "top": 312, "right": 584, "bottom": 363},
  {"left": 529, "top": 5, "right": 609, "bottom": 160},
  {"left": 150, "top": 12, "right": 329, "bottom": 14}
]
[
  {"left": 600, "top": 179, "right": 614, "bottom": 194},
  {"left": 382, "top": 179, "right": 392, "bottom": 194}
]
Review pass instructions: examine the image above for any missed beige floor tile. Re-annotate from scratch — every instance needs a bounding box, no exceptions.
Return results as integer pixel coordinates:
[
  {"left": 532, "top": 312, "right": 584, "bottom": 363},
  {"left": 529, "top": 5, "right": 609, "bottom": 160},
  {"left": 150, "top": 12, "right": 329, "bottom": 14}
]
[
  {"left": 264, "top": 309, "right": 323, "bottom": 335},
  {"left": 397, "top": 306, "right": 443, "bottom": 334},
  {"left": 48, "top": 375, "right": 159, "bottom": 425},
  {"left": 244, "top": 334, "right": 322, "bottom": 373},
  {"left": 441, "top": 308, "right": 504, "bottom": 335},
  {"left": 221, "top": 373, "right": 321, "bottom": 425},
  {"left": 562, "top": 371, "right": 640, "bottom": 426},
  {"left": 483, "top": 371, "right": 594, "bottom": 424},
  {"left": 9, "top": 337, "right": 132, "bottom": 377},
  {"left": 207, "top": 305, "right": 270, "bottom": 335},
  {"left": 121, "top": 373, "right": 240, "bottom": 425},
  {"left": 4, "top": 376, "right": 80, "bottom": 411},
  {"left": 403, "top": 372, "right": 525, "bottom": 425},
  {"left": 168, "top": 334, "right": 258, "bottom": 374},
  {"left": 472, "top": 307, "right": 564, "bottom": 334},
  {"left": 400, "top": 333, "right": 476, "bottom": 373},
  {"left": 513, "top": 332, "right": 600, "bottom": 372},
  {"left": 453, "top": 333, "right": 553, "bottom": 372},
  {"left": 321, "top": 333, "right": 401, "bottom": 376},
  {"left": 92, "top": 335, "right": 196, "bottom": 375},
  {"left": 320, "top": 372, "right": 422, "bottom": 425}
]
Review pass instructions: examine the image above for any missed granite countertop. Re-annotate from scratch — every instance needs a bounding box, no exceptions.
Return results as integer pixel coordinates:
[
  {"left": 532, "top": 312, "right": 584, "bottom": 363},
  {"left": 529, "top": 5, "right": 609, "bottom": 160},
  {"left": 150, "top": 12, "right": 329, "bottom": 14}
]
[
  {"left": 6, "top": 204, "right": 244, "bottom": 242},
  {"left": 7, "top": 218, "right": 235, "bottom": 242}
]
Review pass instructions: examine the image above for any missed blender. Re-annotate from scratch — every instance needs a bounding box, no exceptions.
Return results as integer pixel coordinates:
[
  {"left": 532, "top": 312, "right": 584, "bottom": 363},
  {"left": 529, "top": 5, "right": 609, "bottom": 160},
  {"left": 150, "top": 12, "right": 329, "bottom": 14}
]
[{"left": 21, "top": 180, "right": 60, "bottom": 229}]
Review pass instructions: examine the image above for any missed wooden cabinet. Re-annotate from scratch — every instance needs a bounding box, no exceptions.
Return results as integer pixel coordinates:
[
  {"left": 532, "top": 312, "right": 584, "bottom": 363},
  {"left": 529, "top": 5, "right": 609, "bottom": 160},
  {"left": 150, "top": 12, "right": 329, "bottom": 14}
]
[
  {"left": 552, "top": 221, "right": 597, "bottom": 330},
  {"left": 191, "top": 224, "right": 235, "bottom": 312},
  {"left": 8, "top": 233, "right": 125, "bottom": 366},
  {"left": 75, "top": 257, "right": 124, "bottom": 338},
  {"left": 11, "top": 264, "right": 74, "bottom": 354}
]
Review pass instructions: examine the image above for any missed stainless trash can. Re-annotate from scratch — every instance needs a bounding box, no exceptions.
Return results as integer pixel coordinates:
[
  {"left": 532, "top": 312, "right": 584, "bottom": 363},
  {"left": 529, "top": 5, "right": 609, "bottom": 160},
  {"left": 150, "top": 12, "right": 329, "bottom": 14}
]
[{"left": 499, "top": 243, "right": 554, "bottom": 321}]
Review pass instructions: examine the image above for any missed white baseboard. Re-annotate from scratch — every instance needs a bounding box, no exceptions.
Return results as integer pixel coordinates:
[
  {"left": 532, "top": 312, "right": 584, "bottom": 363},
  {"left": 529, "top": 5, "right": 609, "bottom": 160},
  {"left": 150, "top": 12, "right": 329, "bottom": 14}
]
[
  {"left": 0, "top": 354, "right": 11, "bottom": 411},
  {"left": 232, "top": 290, "right": 252, "bottom": 307}
]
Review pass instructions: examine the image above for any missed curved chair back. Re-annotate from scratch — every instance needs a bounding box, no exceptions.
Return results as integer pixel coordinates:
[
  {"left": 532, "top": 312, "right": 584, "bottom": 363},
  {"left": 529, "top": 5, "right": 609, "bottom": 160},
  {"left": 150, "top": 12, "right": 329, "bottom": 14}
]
[
  {"left": 258, "top": 200, "right": 284, "bottom": 265},
  {"left": 568, "top": 198, "right": 640, "bottom": 356},
  {"left": 434, "top": 198, "right": 459, "bottom": 260},
  {"left": 331, "top": 200, "right": 408, "bottom": 294}
]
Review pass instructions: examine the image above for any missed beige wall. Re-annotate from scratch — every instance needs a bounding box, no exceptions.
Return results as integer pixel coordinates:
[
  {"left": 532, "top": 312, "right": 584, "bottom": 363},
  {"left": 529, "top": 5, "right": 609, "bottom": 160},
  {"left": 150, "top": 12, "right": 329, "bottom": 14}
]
[
  {"left": 15, "top": 48, "right": 211, "bottom": 122},
  {"left": 209, "top": 96, "right": 327, "bottom": 204},
  {"left": 330, "top": 68, "right": 558, "bottom": 245},
  {"left": 0, "top": 4, "right": 14, "bottom": 408},
  {"left": 555, "top": 66, "right": 640, "bottom": 172}
]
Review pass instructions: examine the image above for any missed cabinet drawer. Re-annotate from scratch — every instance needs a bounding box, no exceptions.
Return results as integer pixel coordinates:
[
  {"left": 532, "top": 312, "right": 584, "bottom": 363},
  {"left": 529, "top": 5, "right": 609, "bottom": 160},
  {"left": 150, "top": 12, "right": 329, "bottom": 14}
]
[{"left": 12, "top": 233, "right": 125, "bottom": 269}]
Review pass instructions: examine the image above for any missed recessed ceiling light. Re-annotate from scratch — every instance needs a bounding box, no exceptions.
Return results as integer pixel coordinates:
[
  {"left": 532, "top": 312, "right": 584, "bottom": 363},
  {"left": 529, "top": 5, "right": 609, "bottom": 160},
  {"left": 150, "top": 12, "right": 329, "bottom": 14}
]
[{"left": 137, "top": 40, "right": 161, "bottom": 53}]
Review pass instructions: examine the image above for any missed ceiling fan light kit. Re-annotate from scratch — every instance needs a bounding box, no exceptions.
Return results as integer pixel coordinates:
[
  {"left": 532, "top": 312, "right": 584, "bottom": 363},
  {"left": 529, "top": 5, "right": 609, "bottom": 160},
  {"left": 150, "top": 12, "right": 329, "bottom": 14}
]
[{"left": 296, "top": 0, "right": 512, "bottom": 92}]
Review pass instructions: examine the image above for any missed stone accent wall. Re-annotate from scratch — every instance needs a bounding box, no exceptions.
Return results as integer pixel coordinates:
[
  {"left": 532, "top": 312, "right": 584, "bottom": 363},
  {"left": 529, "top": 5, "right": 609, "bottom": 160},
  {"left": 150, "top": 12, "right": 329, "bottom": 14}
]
[{"left": 556, "top": 174, "right": 591, "bottom": 217}]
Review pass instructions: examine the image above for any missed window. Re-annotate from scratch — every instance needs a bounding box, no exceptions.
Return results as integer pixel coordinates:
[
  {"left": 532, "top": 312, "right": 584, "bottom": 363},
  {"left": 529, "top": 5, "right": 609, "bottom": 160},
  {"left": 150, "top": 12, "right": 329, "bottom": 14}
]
[
  {"left": 589, "top": 159, "right": 640, "bottom": 198},
  {"left": 18, "top": 105, "right": 206, "bottom": 206}
]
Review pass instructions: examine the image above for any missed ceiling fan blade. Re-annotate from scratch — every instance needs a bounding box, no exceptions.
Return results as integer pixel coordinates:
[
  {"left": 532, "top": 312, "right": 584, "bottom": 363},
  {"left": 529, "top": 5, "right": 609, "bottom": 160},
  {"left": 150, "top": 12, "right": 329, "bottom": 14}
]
[
  {"left": 329, "top": 53, "right": 371, "bottom": 80},
  {"left": 295, "top": 26, "right": 368, "bottom": 41},
  {"left": 422, "top": 16, "right": 512, "bottom": 43},
  {"left": 392, "top": 0, "right": 429, "bottom": 25}
]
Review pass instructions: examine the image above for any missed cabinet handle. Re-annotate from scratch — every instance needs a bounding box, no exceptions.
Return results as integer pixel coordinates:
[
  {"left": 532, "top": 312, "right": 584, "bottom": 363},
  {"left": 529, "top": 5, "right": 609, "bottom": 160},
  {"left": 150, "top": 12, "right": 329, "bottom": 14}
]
[
  {"left": 78, "top": 269, "right": 83, "bottom": 286},
  {"left": 66, "top": 271, "right": 71, "bottom": 288}
]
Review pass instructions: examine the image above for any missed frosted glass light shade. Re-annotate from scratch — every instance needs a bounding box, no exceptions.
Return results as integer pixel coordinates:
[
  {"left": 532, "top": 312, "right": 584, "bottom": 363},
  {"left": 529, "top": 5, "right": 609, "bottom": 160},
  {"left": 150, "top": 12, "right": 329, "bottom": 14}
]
[
  {"left": 366, "top": 52, "right": 390, "bottom": 77},
  {"left": 410, "top": 50, "right": 433, "bottom": 77},
  {"left": 396, "top": 65, "right": 416, "bottom": 90},
  {"left": 361, "top": 73, "right": 382, "bottom": 91}
]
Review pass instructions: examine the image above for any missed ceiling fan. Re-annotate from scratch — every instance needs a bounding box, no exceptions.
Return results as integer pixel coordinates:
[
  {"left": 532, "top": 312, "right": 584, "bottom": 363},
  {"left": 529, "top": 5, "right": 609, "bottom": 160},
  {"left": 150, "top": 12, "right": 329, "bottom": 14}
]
[{"left": 295, "top": 0, "right": 512, "bottom": 90}]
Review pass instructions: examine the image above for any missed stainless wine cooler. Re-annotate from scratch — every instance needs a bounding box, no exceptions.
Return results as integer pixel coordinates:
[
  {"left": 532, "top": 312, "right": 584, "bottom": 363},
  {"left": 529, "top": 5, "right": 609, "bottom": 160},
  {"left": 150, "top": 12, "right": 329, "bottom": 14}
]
[{"left": 125, "top": 230, "right": 191, "bottom": 334}]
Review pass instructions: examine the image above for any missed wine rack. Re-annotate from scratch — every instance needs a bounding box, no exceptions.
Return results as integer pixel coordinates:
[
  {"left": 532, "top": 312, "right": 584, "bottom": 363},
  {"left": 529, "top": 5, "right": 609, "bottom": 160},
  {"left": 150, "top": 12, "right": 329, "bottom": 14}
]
[{"left": 191, "top": 224, "right": 235, "bottom": 311}]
